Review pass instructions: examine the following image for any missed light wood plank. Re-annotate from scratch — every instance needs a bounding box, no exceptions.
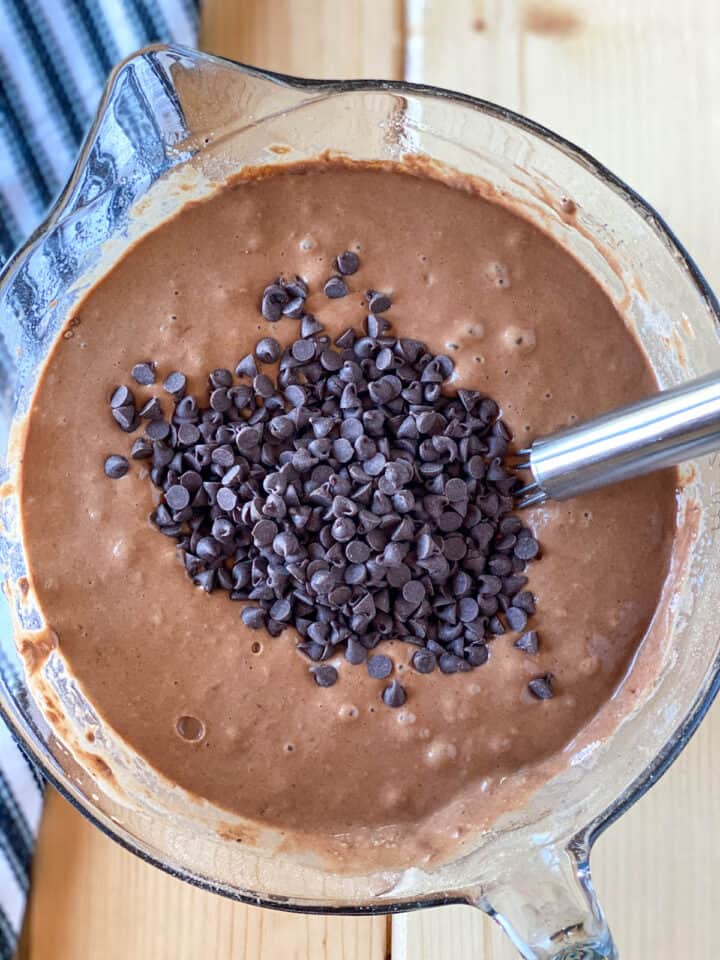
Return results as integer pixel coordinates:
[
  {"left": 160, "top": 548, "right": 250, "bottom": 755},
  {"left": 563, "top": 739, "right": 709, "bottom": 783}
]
[
  {"left": 23, "top": 3, "right": 403, "bottom": 958},
  {"left": 201, "top": 0, "right": 406, "bottom": 79},
  {"left": 25, "top": 790, "right": 388, "bottom": 960},
  {"left": 395, "top": 0, "right": 720, "bottom": 957}
]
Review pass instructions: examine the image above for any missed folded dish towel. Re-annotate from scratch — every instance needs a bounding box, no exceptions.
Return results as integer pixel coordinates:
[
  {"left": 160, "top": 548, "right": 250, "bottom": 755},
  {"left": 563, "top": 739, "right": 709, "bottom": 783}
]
[{"left": 0, "top": 1, "right": 198, "bottom": 954}]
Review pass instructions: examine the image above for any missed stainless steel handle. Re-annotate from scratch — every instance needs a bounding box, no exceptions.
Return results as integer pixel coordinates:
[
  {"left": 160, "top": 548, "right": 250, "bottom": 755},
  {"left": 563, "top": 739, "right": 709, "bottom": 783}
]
[{"left": 517, "top": 371, "right": 720, "bottom": 507}]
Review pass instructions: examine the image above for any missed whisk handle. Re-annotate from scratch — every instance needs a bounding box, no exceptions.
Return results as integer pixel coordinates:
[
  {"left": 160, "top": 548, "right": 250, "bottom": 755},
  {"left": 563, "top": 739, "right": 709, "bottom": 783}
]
[{"left": 520, "top": 371, "right": 720, "bottom": 504}]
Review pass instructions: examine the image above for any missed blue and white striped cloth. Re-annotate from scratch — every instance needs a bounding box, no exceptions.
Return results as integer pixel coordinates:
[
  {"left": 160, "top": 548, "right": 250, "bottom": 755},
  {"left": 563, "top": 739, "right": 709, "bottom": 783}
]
[
  {"left": 0, "top": 0, "right": 199, "bottom": 265},
  {"left": 0, "top": 1, "right": 199, "bottom": 954}
]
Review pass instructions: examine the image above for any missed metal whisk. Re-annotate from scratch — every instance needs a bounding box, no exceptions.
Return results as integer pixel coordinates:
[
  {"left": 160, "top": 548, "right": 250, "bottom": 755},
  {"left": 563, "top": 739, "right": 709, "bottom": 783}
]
[{"left": 515, "top": 371, "right": 720, "bottom": 508}]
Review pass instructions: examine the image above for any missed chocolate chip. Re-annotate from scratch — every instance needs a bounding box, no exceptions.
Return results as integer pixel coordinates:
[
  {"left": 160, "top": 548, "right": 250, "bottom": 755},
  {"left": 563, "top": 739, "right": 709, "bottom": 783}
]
[
  {"left": 439, "top": 652, "right": 468, "bottom": 674},
  {"left": 209, "top": 368, "right": 233, "bottom": 389},
  {"left": 292, "top": 339, "right": 316, "bottom": 362},
  {"left": 252, "top": 373, "right": 273, "bottom": 398},
  {"left": 282, "top": 296, "right": 305, "bottom": 318},
  {"left": 402, "top": 580, "right": 425, "bottom": 606},
  {"left": 301, "top": 314, "right": 323, "bottom": 337},
  {"left": 515, "top": 630, "right": 539, "bottom": 655},
  {"left": 216, "top": 487, "right": 238, "bottom": 512},
  {"left": 210, "top": 388, "right": 232, "bottom": 412},
  {"left": 324, "top": 275, "right": 349, "bottom": 299},
  {"left": 312, "top": 664, "right": 338, "bottom": 687},
  {"left": 242, "top": 606, "right": 266, "bottom": 629},
  {"left": 131, "top": 362, "right": 155, "bottom": 386},
  {"left": 110, "top": 385, "right": 134, "bottom": 409},
  {"left": 104, "top": 454, "right": 129, "bottom": 478},
  {"left": 262, "top": 284, "right": 289, "bottom": 322},
  {"left": 412, "top": 649, "right": 436, "bottom": 674},
  {"left": 130, "top": 437, "right": 152, "bottom": 460},
  {"left": 506, "top": 606, "right": 528, "bottom": 631},
  {"left": 146, "top": 419, "right": 170, "bottom": 441},
  {"left": 444, "top": 477, "right": 467, "bottom": 501},
  {"left": 367, "top": 654, "right": 392, "bottom": 679},
  {"left": 165, "top": 484, "right": 190, "bottom": 510},
  {"left": 382, "top": 679, "right": 406, "bottom": 707},
  {"left": 528, "top": 674, "right": 554, "bottom": 699},
  {"left": 514, "top": 535, "right": 540, "bottom": 560},
  {"left": 256, "top": 337, "right": 281, "bottom": 363},
  {"left": 466, "top": 644, "right": 489, "bottom": 667},
  {"left": 366, "top": 290, "right": 391, "bottom": 313},
  {"left": 139, "top": 397, "right": 163, "bottom": 420},
  {"left": 112, "top": 405, "right": 138, "bottom": 432},
  {"left": 177, "top": 422, "right": 200, "bottom": 446},
  {"left": 458, "top": 597, "right": 479, "bottom": 622},
  {"left": 163, "top": 371, "right": 186, "bottom": 398},
  {"left": 336, "top": 251, "right": 360, "bottom": 275}
]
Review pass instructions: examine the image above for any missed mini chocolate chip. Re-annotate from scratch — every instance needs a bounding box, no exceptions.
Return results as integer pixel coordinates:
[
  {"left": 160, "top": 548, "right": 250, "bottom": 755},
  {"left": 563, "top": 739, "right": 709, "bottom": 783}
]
[
  {"left": 292, "top": 339, "right": 316, "bottom": 362},
  {"left": 139, "top": 397, "right": 163, "bottom": 420},
  {"left": 104, "top": 454, "right": 129, "bottom": 479},
  {"left": 412, "top": 649, "right": 436, "bottom": 674},
  {"left": 130, "top": 437, "right": 153, "bottom": 460},
  {"left": 367, "top": 654, "right": 393, "bottom": 679},
  {"left": 345, "top": 636, "right": 367, "bottom": 664},
  {"left": 458, "top": 597, "right": 479, "bottom": 622},
  {"left": 253, "top": 373, "right": 275, "bottom": 398},
  {"left": 506, "top": 606, "right": 528, "bottom": 631},
  {"left": 216, "top": 487, "right": 238, "bottom": 512},
  {"left": 402, "top": 579, "right": 425, "bottom": 606},
  {"left": 515, "top": 630, "right": 539, "bottom": 655},
  {"left": 466, "top": 644, "right": 489, "bottom": 667},
  {"left": 163, "top": 371, "right": 186, "bottom": 398},
  {"left": 382, "top": 679, "right": 406, "bottom": 707},
  {"left": 131, "top": 362, "right": 155, "bottom": 386},
  {"left": 345, "top": 540, "right": 371, "bottom": 563},
  {"left": 528, "top": 674, "right": 554, "bottom": 699},
  {"left": 261, "top": 285, "right": 289, "bottom": 322},
  {"left": 210, "top": 388, "right": 232, "bottom": 412},
  {"left": 270, "top": 598, "right": 292, "bottom": 622},
  {"left": 301, "top": 314, "right": 324, "bottom": 337},
  {"left": 514, "top": 536, "right": 540, "bottom": 560},
  {"left": 256, "top": 337, "right": 281, "bottom": 363},
  {"left": 242, "top": 606, "right": 266, "bottom": 629},
  {"left": 312, "top": 664, "right": 339, "bottom": 687},
  {"left": 177, "top": 422, "right": 201, "bottom": 446},
  {"left": 444, "top": 477, "right": 467, "bottom": 501},
  {"left": 196, "top": 536, "right": 222, "bottom": 561},
  {"left": 166, "top": 484, "right": 190, "bottom": 511},
  {"left": 110, "top": 385, "right": 134, "bottom": 408},
  {"left": 283, "top": 296, "right": 305, "bottom": 318},
  {"left": 284, "top": 276, "right": 308, "bottom": 299},
  {"left": 337, "top": 250, "right": 360, "bottom": 275},
  {"left": 146, "top": 419, "right": 170, "bottom": 441},
  {"left": 366, "top": 290, "right": 391, "bottom": 313},
  {"left": 324, "top": 275, "right": 348, "bottom": 299},
  {"left": 111, "top": 405, "right": 138, "bottom": 432}
]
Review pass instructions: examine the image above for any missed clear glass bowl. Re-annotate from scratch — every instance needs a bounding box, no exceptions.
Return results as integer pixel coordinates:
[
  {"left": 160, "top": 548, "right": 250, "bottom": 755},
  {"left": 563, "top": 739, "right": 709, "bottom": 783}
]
[{"left": 1, "top": 45, "right": 719, "bottom": 960}]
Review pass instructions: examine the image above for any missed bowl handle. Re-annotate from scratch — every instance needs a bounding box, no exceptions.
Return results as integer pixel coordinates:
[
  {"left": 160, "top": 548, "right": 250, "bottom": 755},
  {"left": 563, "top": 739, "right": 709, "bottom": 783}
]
[{"left": 468, "top": 839, "right": 616, "bottom": 959}]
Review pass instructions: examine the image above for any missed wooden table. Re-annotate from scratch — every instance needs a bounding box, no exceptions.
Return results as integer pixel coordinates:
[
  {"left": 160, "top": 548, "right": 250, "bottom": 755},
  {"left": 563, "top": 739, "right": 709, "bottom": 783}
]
[{"left": 19, "top": 2, "right": 720, "bottom": 957}]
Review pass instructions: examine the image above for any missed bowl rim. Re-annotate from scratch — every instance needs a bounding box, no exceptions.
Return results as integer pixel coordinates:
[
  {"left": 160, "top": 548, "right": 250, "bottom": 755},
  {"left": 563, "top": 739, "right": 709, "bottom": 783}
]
[{"left": 2, "top": 42, "right": 720, "bottom": 915}]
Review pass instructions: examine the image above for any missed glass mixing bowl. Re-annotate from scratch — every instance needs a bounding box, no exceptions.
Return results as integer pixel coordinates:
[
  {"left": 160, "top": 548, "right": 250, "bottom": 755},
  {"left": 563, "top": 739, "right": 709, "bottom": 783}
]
[{"left": 1, "top": 45, "right": 719, "bottom": 960}]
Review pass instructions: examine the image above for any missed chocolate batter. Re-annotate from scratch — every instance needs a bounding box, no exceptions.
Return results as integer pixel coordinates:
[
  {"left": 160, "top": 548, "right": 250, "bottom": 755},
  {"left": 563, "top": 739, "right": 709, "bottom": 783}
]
[{"left": 18, "top": 162, "right": 676, "bottom": 866}]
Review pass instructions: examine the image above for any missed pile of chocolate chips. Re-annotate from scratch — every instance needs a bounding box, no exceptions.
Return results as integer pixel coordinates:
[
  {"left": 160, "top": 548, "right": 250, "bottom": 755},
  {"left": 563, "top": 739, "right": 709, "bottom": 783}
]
[{"left": 105, "top": 254, "right": 550, "bottom": 707}]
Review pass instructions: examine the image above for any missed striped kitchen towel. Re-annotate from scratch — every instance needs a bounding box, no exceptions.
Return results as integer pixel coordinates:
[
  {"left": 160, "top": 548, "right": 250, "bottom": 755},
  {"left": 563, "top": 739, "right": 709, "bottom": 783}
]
[
  {"left": 0, "top": 1, "right": 199, "bottom": 954},
  {"left": 0, "top": 0, "right": 199, "bottom": 266}
]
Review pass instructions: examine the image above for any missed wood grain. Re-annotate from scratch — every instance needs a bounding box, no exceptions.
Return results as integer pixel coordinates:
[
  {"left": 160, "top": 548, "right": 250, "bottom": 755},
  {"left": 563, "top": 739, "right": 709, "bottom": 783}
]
[
  {"left": 24, "top": 790, "right": 388, "bottom": 960},
  {"left": 22, "top": 2, "right": 720, "bottom": 958},
  {"left": 200, "top": 0, "right": 406, "bottom": 80},
  {"left": 395, "top": 0, "right": 720, "bottom": 956}
]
